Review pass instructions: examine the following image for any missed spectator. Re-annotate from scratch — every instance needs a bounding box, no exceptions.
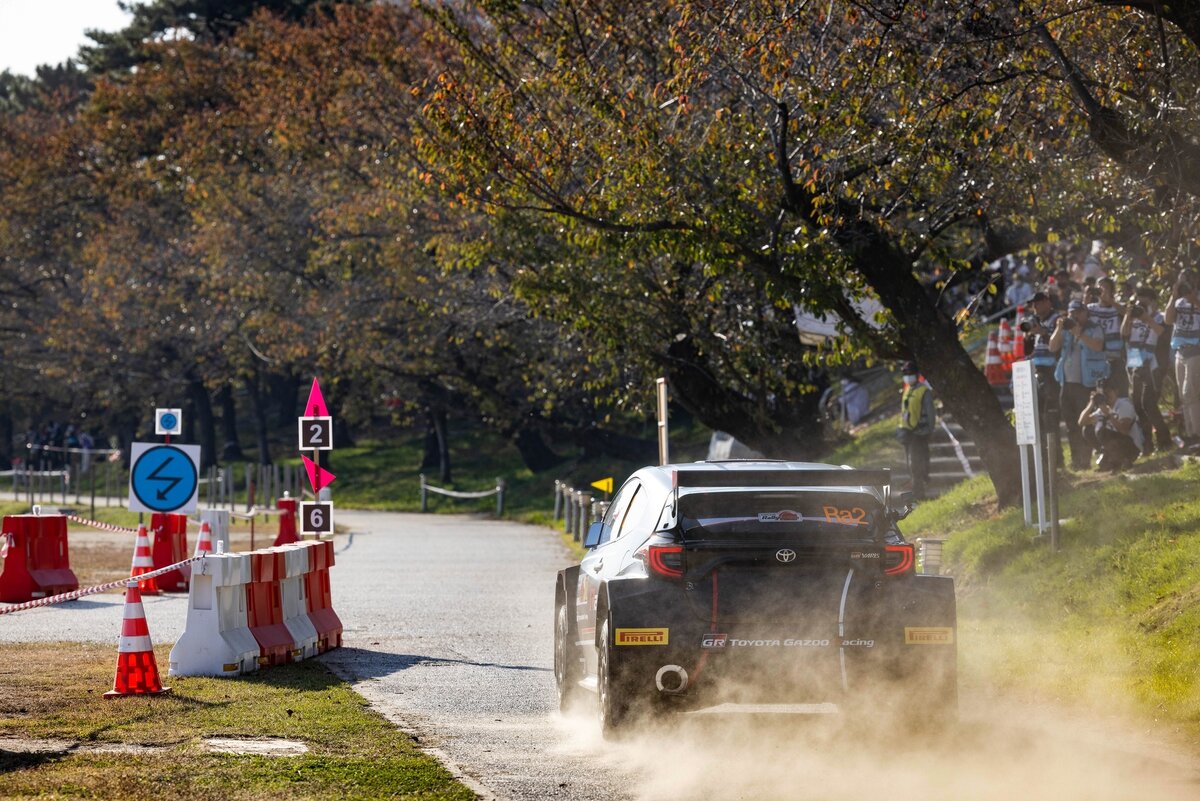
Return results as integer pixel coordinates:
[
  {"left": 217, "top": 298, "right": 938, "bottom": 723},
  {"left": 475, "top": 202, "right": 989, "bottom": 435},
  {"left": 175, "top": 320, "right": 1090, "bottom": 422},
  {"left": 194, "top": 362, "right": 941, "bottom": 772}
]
[
  {"left": 1051, "top": 300, "right": 1108, "bottom": 469},
  {"left": 1019, "top": 291, "right": 1060, "bottom": 353},
  {"left": 1088, "top": 277, "right": 1127, "bottom": 394},
  {"left": 1165, "top": 271, "right": 1200, "bottom": 448},
  {"left": 79, "top": 429, "right": 95, "bottom": 474},
  {"left": 1005, "top": 271, "right": 1036, "bottom": 309},
  {"left": 896, "top": 361, "right": 935, "bottom": 500},
  {"left": 839, "top": 377, "right": 870, "bottom": 425},
  {"left": 1077, "top": 377, "right": 1143, "bottom": 471},
  {"left": 1121, "top": 286, "right": 1171, "bottom": 452}
]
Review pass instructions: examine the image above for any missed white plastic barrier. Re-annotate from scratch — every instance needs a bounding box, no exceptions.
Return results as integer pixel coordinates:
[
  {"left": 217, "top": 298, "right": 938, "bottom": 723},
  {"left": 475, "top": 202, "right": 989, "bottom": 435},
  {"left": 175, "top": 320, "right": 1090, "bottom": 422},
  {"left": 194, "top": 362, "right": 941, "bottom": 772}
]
[
  {"left": 168, "top": 552, "right": 259, "bottom": 677},
  {"left": 275, "top": 544, "right": 319, "bottom": 660}
]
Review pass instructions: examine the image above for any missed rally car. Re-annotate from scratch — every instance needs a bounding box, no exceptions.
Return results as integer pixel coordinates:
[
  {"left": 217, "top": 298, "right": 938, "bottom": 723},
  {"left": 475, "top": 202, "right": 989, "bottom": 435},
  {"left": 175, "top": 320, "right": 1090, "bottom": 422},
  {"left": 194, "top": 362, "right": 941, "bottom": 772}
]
[{"left": 553, "top": 461, "right": 957, "bottom": 736}]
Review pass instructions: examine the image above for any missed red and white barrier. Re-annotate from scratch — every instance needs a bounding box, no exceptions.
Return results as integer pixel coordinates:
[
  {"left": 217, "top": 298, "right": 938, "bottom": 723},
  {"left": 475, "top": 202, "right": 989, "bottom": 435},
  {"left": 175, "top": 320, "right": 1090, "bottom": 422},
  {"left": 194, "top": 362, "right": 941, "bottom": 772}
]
[{"left": 169, "top": 540, "right": 341, "bottom": 677}]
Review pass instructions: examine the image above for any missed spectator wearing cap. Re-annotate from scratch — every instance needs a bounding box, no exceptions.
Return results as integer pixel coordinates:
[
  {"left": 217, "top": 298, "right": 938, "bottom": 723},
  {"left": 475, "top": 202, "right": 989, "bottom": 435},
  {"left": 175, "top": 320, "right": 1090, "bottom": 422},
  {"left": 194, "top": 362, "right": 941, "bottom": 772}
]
[
  {"left": 1077, "top": 377, "right": 1143, "bottom": 471},
  {"left": 1166, "top": 271, "right": 1200, "bottom": 447},
  {"left": 1121, "top": 286, "right": 1171, "bottom": 452},
  {"left": 1050, "top": 300, "right": 1108, "bottom": 469},
  {"left": 1088, "top": 277, "right": 1127, "bottom": 395},
  {"left": 896, "top": 361, "right": 935, "bottom": 500}
]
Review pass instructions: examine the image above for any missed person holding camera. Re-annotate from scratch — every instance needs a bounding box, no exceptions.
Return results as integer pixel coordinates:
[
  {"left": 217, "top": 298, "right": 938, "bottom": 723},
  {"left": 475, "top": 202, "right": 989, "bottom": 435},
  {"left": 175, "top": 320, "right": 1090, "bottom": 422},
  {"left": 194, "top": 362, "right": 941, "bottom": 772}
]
[
  {"left": 1077, "top": 377, "right": 1143, "bottom": 471},
  {"left": 1088, "top": 277, "right": 1127, "bottom": 395},
  {"left": 1051, "top": 300, "right": 1108, "bottom": 469},
  {"left": 1165, "top": 271, "right": 1200, "bottom": 447},
  {"left": 1121, "top": 286, "right": 1171, "bottom": 452},
  {"left": 1019, "top": 290, "right": 1059, "bottom": 350}
]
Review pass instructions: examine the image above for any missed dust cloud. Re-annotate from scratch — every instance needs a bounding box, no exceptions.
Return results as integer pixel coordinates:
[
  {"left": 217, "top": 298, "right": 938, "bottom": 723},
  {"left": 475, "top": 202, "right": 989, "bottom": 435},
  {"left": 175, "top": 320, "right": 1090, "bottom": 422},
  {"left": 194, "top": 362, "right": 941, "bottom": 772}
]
[{"left": 554, "top": 693, "right": 1200, "bottom": 801}]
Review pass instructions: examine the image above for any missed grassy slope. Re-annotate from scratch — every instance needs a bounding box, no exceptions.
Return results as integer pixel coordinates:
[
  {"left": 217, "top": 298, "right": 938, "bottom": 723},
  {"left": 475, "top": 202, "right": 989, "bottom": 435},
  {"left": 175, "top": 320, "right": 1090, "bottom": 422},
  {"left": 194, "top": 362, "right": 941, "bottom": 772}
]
[{"left": 825, "top": 419, "right": 1200, "bottom": 738}]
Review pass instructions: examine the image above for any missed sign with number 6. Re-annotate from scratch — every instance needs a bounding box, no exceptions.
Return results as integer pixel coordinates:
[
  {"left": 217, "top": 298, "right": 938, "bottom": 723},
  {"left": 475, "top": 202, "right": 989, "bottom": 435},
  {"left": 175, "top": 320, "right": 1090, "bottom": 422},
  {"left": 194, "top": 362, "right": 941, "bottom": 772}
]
[
  {"left": 299, "top": 416, "right": 333, "bottom": 451},
  {"left": 300, "top": 502, "right": 334, "bottom": 535}
]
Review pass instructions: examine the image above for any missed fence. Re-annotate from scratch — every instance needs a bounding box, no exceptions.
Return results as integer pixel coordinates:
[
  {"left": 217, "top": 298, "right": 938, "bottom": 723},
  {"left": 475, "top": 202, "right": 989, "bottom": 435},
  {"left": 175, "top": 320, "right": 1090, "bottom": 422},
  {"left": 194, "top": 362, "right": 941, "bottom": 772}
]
[
  {"left": 552, "top": 480, "right": 609, "bottom": 542},
  {"left": 419, "top": 474, "right": 506, "bottom": 516},
  {"left": 1, "top": 447, "right": 307, "bottom": 520}
]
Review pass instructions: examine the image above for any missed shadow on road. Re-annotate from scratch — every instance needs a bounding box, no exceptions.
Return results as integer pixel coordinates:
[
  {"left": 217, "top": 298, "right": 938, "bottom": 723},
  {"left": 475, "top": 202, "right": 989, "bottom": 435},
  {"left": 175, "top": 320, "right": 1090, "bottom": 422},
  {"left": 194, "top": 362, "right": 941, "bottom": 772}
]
[{"left": 319, "top": 645, "right": 550, "bottom": 681}]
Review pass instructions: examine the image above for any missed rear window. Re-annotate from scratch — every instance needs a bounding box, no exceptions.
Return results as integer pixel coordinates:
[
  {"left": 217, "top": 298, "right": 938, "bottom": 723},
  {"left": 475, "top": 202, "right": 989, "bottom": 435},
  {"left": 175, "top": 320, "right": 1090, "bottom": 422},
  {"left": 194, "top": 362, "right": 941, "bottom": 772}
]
[{"left": 678, "top": 489, "right": 884, "bottom": 540}]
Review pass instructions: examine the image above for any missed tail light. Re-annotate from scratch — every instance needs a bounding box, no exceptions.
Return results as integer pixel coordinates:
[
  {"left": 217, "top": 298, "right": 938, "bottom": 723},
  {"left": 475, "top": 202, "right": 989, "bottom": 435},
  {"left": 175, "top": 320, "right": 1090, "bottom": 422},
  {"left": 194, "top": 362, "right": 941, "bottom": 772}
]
[
  {"left": 638, "top": 544, "right": 684, "bottom": 578},
  {"left": 884, "top": 544, "right": 914, "bottom": 576}
]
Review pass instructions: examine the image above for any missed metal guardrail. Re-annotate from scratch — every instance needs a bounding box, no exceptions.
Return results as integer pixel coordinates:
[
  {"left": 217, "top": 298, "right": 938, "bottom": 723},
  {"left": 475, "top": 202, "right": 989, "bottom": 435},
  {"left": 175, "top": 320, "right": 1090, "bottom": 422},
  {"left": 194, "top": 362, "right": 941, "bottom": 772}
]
[
  {"left": 419, "top": 474, "right": 506, "bottom": 516},
  {"left": 552, "top": 480, "right": 608, "bottom": 542}
]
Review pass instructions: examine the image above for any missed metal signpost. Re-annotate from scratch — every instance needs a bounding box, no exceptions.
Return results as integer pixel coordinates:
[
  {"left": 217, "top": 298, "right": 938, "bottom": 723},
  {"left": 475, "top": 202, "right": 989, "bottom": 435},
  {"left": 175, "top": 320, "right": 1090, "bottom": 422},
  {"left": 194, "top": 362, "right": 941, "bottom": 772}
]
[
  {"left": 1012, "top": 361, "right": 1057, "bottom": 550},
  {"left": 656, "top": 377, "right": 670, "bottom": 466}
]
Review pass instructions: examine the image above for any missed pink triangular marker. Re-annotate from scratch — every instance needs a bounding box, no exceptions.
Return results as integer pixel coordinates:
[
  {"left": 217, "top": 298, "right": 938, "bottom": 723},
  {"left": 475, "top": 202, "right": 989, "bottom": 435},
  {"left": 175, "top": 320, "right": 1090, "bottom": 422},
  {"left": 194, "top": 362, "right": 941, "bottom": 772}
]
[
  {"left": 304, "top": 377, "right": 329, "bottom": 417},
  {"left": 302, "top": 455, "right": 337, "bottom": 493}
]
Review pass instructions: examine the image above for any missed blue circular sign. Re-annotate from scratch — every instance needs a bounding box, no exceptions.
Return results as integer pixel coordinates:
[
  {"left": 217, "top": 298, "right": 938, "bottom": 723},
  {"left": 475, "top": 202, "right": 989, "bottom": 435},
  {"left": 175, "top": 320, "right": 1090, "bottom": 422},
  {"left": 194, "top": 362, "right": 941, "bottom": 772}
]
[
  {"left": 159, "top": 412, "right": 178, "bottom": 431},
  {"left": 131, "top": 445, "right": 198, "bottom": 512}
]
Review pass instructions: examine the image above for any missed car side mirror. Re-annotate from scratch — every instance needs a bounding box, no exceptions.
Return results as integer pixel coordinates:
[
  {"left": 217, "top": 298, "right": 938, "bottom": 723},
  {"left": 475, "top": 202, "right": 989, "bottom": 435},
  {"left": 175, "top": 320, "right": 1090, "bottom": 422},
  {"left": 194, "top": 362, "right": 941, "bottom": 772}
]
[
  {"left": 889, "top": 490, "right": 915, "bottom": 522},
  {"left": 584, "top": 521, "right": 603, "bottom": 549}
]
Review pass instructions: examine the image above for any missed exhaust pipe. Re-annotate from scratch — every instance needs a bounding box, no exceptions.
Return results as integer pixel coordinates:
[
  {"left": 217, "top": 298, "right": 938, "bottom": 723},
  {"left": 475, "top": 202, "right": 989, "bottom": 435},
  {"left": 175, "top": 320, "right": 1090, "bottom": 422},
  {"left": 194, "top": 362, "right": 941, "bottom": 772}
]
[{"left": 655, "top": 664, "right": 689, "bottom": 694}]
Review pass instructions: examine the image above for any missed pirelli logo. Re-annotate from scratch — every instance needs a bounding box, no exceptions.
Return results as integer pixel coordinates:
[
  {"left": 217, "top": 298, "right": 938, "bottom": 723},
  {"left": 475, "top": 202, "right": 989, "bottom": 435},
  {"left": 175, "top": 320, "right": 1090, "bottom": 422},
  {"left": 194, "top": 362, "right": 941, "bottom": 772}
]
[
  {"left": 615, "top": 628, "right": 669, "bottom": 646},
  {"left": 904, "top": 627, "right": 955, "bottom": 645}
]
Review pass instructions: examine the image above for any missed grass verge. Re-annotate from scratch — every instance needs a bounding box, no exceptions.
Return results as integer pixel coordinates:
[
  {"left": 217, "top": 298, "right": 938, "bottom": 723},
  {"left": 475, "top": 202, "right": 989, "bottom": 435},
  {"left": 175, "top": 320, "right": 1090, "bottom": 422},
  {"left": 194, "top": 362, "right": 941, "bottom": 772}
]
[{"left": 0, "top": 643, "right": 473, "bottom": 801}]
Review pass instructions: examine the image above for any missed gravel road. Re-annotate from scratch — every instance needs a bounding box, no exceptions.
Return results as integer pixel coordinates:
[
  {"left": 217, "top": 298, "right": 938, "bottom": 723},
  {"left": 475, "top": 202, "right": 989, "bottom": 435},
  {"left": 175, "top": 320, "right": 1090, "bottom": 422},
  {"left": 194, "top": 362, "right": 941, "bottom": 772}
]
[{"left": 5, "top": 510, "right": 1200, "bottom": 801}]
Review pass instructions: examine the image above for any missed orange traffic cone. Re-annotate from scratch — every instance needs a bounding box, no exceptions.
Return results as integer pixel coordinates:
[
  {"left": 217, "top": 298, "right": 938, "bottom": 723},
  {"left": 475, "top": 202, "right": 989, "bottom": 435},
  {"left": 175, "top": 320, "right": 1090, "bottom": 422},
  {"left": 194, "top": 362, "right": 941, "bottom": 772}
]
[
  {"left": 998, "top": 319, "right": 1013, "bottom": 369},
  {"left": 985, "top": 330, "right": 1006, "bottom": 385},
  {"left": 130, "top": 524, "right": 161, "bottom": 595},
  {"left": 1013, "top": 324, "right": 1027, "bottom": 361},
  {"left": 104, "top": 584, "right": 170, "bottom": 698},
  {"left": 194, "top": 521, "right": 214, "bottom": 557}
]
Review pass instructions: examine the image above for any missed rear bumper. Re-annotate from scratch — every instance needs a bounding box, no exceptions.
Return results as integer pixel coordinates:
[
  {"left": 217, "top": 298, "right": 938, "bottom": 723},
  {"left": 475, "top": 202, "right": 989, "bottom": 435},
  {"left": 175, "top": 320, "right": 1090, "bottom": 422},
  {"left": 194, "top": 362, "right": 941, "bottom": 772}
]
[{"left": 604, "top": 573, "right": 956, "bottom": 705}]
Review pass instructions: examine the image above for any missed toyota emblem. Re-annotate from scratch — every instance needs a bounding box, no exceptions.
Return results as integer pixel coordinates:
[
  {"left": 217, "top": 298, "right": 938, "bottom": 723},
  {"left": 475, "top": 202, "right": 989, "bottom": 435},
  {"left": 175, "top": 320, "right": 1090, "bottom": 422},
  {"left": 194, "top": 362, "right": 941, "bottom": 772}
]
[{"left": 775, "top": 548, "right": 797, "bottom": 563}]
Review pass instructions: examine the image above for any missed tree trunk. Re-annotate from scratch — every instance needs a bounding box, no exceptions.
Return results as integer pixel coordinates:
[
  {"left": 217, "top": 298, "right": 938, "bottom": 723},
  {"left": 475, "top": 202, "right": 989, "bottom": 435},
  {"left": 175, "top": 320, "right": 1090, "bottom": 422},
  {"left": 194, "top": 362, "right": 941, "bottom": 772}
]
[
  {"left": 421, "top": 407, "right": 453, "bottom": 483},
  {"left": 187, "top": 378, "right": 217, "bottom": 469},
  {"left": 513, "top": 425, "right": 563, "bottom": 472},
  {"left": 246, "top": 371, "right": 272, "bottom": 465},
  {"left": 664, "top": 337, "right": 826, "bottom": 459},
  {"left": 216, "top": 384, "right": 245, "bottom": 462},
  {"left": 836, "top": 221, "right": 1022, "bottom": 506}
]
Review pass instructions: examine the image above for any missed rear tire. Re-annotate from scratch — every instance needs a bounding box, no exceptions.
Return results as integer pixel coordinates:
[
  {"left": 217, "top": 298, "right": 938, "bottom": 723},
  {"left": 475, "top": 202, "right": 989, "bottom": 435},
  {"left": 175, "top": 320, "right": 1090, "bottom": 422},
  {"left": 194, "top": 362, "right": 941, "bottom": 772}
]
[
  {"left": 597, "top": 619, "right": 632, "bottom": 738},
  {"left": 554, "top": 602, "right": 585, "bottom": 712}
]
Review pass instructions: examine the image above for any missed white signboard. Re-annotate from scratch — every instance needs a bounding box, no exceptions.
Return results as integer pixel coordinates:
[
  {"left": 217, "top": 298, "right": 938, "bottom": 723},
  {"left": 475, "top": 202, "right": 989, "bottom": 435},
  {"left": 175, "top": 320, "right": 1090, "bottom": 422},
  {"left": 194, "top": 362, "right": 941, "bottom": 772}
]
[
  {"left": 129, "top": 442, "right": 202, "bottom": 514},
  {"left": 155, "top": 408, "right": 183, "bottom": 436},
  {"left": 1012, "top": 360, "right": 1040, "bottom": 446}
]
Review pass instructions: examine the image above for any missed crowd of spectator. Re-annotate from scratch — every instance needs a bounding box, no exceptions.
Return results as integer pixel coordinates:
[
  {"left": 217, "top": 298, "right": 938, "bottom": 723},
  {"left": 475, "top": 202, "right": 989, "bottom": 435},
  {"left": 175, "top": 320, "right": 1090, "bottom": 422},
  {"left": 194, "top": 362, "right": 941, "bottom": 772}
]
[
  {"left": 18, "top": 421, "right": 105, "bottom": 473},
  {"left": 1003, "top": 243, "right": 1199, "bottom": 473}
]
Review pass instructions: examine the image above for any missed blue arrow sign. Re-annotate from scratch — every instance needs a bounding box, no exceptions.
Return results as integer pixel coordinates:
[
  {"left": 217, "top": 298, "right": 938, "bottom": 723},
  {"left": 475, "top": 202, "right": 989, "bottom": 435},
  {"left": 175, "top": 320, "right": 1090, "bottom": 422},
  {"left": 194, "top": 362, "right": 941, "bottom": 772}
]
[{"left": 129, "top": 443, "right": 200, "bottom": 513}]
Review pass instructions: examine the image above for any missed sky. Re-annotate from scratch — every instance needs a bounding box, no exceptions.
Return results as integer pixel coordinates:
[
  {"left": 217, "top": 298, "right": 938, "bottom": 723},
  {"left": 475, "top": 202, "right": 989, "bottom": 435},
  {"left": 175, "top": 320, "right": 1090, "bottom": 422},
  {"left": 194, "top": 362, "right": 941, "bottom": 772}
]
[{"left": 0, "top": 0, "right": 131, "bottom": 77}]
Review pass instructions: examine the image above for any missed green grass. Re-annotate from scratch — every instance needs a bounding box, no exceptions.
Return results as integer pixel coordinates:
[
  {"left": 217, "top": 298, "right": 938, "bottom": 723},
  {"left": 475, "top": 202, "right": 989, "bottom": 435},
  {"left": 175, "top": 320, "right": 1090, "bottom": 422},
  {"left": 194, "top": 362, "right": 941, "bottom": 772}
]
[
  {"left": 887, "top": 460, "right": 1200, "bottom": 734},
  {"left": 0, "top": 643, "right": 473, "bottom": 800}
]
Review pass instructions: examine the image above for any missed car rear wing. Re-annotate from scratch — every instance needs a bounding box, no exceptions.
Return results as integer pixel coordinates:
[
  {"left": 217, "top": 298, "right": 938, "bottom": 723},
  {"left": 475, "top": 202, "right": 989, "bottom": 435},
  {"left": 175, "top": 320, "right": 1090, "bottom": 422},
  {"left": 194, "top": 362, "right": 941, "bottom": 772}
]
[
  {"left": 674, "top": 468, "right": 893, "bottom": 490},
  {"left": 656, "top": 468, "right": 911, "bottom": 533}
]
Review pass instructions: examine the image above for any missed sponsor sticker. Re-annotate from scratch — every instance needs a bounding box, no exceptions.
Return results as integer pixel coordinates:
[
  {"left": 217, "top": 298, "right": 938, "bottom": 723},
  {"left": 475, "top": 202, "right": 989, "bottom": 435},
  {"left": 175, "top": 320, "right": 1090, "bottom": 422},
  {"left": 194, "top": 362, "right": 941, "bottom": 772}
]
[
  {"left": 850, "top": 551, "right": 880, "bottom": 560},
  {"left": 615, "top": 628, "right": 669, "bottom": 646},
  {"left": 725, "top": 638, "right": 831, "bottom": 648},
  {"left": 904, "top": 626, "right": 955, "bottom": 645},
  {"left": 701, "top": 633, "right": 728, "bottom": 649},
  {"left": 758, "top": 510, "right": 801, "bottom": 522}
]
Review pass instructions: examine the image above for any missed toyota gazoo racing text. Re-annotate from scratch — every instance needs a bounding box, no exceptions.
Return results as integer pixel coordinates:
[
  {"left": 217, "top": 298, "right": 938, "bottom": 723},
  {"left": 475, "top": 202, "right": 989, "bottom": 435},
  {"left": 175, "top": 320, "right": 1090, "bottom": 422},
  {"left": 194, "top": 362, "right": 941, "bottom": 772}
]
[{"left": 553, "top": 461, "right": 957, "bottom": 736}]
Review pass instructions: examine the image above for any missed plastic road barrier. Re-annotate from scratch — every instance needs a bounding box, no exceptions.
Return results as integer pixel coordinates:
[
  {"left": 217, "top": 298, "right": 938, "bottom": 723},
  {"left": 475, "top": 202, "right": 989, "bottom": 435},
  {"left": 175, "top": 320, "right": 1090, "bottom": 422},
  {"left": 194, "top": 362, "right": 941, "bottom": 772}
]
[
  {"left": 169, "top": 540, "right": 341, "bottom": 677},
  {"left": 151, "top": 512, "right": 190, "bottom": 592},
  {"left": 274, "top": 496, "right": 299, "bottom": 546},
  {"left": 0, "top": 514, "right": 79, "bottom": 603}
]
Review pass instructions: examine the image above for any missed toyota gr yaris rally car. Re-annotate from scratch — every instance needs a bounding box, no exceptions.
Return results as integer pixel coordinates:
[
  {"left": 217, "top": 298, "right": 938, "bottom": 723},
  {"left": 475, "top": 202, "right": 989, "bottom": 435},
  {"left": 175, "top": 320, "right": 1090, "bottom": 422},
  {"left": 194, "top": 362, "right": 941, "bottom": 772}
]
[{"left": 553, "top": 461, "right": 956, "bottom": 736}]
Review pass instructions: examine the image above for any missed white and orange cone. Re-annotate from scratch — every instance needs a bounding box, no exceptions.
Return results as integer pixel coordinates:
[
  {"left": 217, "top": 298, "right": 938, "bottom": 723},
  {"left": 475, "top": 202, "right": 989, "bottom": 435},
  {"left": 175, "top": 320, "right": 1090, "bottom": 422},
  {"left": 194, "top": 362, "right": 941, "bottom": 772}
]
[
  {"left": 130, "top": 524, "right": 161, "bottom": 595},
  {"left": 985, "top": 330, "right": 1006, "bottom": 386},
  {"left": 104, "top": 583, "right": 170, "bottom": 698},
  {"left": 194, "top": 521, "right": 214, "bottom": 558}
]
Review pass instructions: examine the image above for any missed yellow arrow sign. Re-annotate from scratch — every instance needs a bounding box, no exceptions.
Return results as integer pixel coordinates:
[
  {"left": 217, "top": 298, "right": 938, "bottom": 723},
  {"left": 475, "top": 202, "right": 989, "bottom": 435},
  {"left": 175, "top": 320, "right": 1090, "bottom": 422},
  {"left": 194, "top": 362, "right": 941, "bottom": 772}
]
[{"left": 590, "top": 477, "right": 613, "bottom": 494}]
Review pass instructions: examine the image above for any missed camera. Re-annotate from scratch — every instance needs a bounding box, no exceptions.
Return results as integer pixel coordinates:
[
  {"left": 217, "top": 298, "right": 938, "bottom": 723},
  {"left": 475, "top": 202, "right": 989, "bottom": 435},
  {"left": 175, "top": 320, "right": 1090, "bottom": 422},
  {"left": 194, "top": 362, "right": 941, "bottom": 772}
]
[
  {"left": 1129, "top": 303, "right": 1145, "bottom": 317},
  {"left": 1018, "top": 316, "right": 1036, "bottom": 333},
  {"left": 1062, "top": 317, "right": 1077, "bottom": 331}
]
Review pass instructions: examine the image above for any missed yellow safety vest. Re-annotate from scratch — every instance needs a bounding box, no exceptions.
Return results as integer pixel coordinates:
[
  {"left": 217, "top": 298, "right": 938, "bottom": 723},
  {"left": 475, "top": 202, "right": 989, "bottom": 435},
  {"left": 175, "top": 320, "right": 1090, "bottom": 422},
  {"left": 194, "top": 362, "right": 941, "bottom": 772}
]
[{"left": 900, "top": 384, "right": 929, "bottom": 431}]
